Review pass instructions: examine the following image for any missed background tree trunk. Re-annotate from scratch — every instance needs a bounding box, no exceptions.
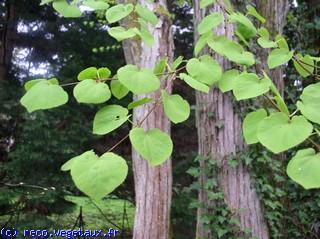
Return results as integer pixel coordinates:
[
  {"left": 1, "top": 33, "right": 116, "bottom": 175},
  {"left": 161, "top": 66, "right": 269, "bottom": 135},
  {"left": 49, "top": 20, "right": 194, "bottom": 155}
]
[
  {"left": 121, "top": 1, "right": 174, "bottom": 238},
  {"left": 193, "top": 1, "right": 269, "bottom": 238},
  {"left": 255, "top": 0, "right": 289, "bottom": 96}
]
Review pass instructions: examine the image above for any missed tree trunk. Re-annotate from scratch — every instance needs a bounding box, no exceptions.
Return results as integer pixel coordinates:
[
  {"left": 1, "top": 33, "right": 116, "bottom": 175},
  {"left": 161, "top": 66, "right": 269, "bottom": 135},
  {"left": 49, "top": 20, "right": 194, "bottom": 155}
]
[
  {"left": 121, "top": 1, "right": 174, "bottom": 239},
  {"left": 194, "top": 2, "right": 269, "bottom": 239},
  {"left": 0, "top": 0, "right": 18, "bottom": 81},
  {"left": 256, "top": 0, "right": 289, "bottom": 96}
]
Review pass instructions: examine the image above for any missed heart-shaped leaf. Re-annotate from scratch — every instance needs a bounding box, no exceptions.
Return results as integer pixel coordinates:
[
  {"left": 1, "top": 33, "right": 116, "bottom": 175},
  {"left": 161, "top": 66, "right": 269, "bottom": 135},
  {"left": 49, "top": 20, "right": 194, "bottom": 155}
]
[
  {"left": 78, "top": 67, "right": 98, "bottom": 81},
  {"left": 186, "top": 55, "right": 222, "bottom": 86},
  {"left": 179, "top": 73, "right": 209, "bottom": 93},
  {"left": 93, "top": 105, "right": 129, "bottom": 135},
  {"left": 53, "top": 0, "right": 81, "bottom": 18},
  {"left": 67, "top": 151, "right": 128, "bottom": 200},
  {"left": 232, "top": 72, "right": 271, "bottom": 100},
  {"left": 127, "top": 97, "right": 153, "bottom": 110},
  {"left": 293, "top": 54, "right": 314, "bottom": 78},
  {"left": 218, "top": 69, "right": 239, "bottom": 93},
  {"left": 287, "top": 148, "right": 320, "bottom": 189},
  {"left": 105, "top": 4, "right": 134, "bottom": 23},
  {"left": 297, "top": 82, "right": 320, "bottom": 124},
  {"left": 110, "top": 80, "right": 129, "bottom": 100},
  {"left": 129, "top": 128, "right": 173, "bottom": 166},
  {"left": 197, "top": 12, "right": 223, "bottom": 35},
  {"left": 200, "top": 0, "right": 216, "bottom": 9},
  {"left": 24, "top": 78, "right": 58, "bottom": 91},
  {"left": 243, "top": 109, "right": 267, "bottom": 144},
  {"left": 267, "top": 48, "right": 293, "bottom": 69},
  {"left": 83, "top": 0, "right": 109, "bottom": 10},
  {"left": 135, "top": 4, "right": 158, "bottom": 26},
  {"left": 61, "top": 150, "right": 98, "bottom": 171},
  {"left": 257, "top": 112, "right": 313, "bottom": 153},
  {"left": 108, "top": 27, "right": 138, "bottom": 42},
  {"left": 73, "top": 79, "right": 111, "bottom": 104},
  {"left": 20, "top": 81, "right": 68, "bottom": 113},
  {"left": 162, "top": 91, "right": 190, "bottom": 124},
  {"left": 117, "top": 65, "right": 160, "bottom": 94}
]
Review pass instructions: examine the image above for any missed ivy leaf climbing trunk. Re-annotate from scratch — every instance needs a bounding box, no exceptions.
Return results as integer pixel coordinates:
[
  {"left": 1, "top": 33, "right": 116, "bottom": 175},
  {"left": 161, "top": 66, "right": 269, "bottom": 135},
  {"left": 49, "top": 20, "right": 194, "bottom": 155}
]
[
  {"left": 256, "top": 0, "right": 289, "bottom": 96},
  {"left": 121, "top": 1, "right": 174, "bottom": 238},
  {"left": 193, "top": 1, "right": 269, "bottom": 238}
]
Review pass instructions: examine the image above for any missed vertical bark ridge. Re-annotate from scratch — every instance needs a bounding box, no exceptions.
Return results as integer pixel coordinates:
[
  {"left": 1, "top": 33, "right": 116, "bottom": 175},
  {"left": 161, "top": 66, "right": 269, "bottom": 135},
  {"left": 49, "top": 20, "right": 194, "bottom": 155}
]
[{"left": 194, "top": 1, "right": 269, "bottom": 238}]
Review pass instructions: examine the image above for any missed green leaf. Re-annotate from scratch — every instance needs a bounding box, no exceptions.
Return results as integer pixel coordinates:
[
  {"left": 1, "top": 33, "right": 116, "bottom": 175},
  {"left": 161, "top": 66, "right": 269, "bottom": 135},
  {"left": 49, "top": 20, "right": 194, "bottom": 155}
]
[
  {"left": 287, "top": 148, "right": 320, "bottom": 189},
  {"left": 179, "top": 73, "right": 209, "bottom": 93},
  {"left": 246, "top": 5, "right": 265, "bottom": 23},
  {"left": 257, "top": 37, "right": 278, "bottom": 49},
  {"left": 40, "top": 0, "right": 54, "bottom": 5},
  {"left": 61, "top": 150, "right": 98, "bottom": 171},
  {"left": 232, "top": 72, "right": 271, "bottom": 100},
  {"left": 218, "top": 69, "right": 239, "bottom": 93},
  {"left": 154, "top": 58, "right": 168, "bottom": 75},
  {"left": 70, "top": 151, "right": 128, "bottom": 200},
  {"left": 129, "top": 127, "right": 173, "bottom": 166},
  {"left": 52, "top": 0, "right": 81, "bottom": 18},
  {"left": 243, "top": 109, "right": 267, "bottom": 144},
  {"left": 24, "top": 78, "right": 58, "bottom": 91},
  {"left": 186, "top": 55, "right": 222, "bottom": 86},
  {"left": 73, "top": 79, "right": 111, "bottom": 104},
  {"left": 172, "top": 56, "right": 184, "bottom": 70},
  {"left": 297, "top": 82, "right": 320, "bottom": 124},
  {"left": 229, "top": 12, "right": 257, "bottom": 39},
  {"left": 108, "top": 27, "right": 137, "bottom": 42},
  {"left": 137, "top": 23, "right": 154, "bottom": 47},
  {"left": 128, "top": 97, "right": 153, "bottom": 110},
  {"left": 110, "top": 80, "right": 129, "bottom": 100},
  {"left": 117, "top": 65, "right": 160, "bottom": 94},
  {"left": 83, "top": 0, "right": 110, "bottom": 10},
  {"left": 197, "top": 13, "right": 224, "bottom": 35},
  {"left": 293, "top": 54, "right": 314, "bottom": 78},
  {"left": 268, "top": 48, "right": 293, "bottom": 69},
  {"left": 97, "top": 67, "right": 111, "bottom": 78},
  {"left": 275, "top": 35, "right": 289, "bottom": 50},
  {"left": 78, "top": 67, "right": 98, "bottom": 81},
  {"left": 257, "top": 112, "right": 313, "bottom": 153},
  {"left": 135, "top": 4, "right": 158, "bottom": 26},
  {"left": 105, "top": 3, "right": 134, "bottom": 23},
  {"left": 20, "top": 81, "right": 68, "bottom": 113},
  {"left": 200, "top": 0, "right": 215, "bottom": 8},
  {"left": 162, "top": 91, "right": 190, "bottom": 124},
  {"left": 93, "top": 105, "right": 129, "bottom": 135},
  {"left": 194, "top": 32, "right": 212, "bottom": 56}
]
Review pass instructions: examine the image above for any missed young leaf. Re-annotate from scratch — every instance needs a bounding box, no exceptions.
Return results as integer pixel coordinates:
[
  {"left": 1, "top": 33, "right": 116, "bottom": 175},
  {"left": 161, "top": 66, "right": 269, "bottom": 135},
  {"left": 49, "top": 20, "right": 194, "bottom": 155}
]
[
  {"left": 200, "top": 0, "right": 215, "bottom": 8},
  {"left": 110, "top": 80, "right": 129, "bottom": 100},
  {"left": 137, "top": 23, "right": 154, "bottom": 47},
  {"left": 243, "top": 109, "right": 268, "bottom": 144},
  {"left": 78, "top": 67, "right": 98, "bottom": 81},
  {"left": 229, "top": 12, "right": 257, "bottom": 39},
  {"left": 257, "top": 37, "right": 278, "bottom": 49},
  {"left": 127, "top": 97, "right": 153, "bottom": 110},
  {"left": 70, "top": 151, "right": 128, "bottom": 200},
  {"left": 246, "top": 5, "right": 265, "bottom": 23},
  {"left": 83, "top": 0, "right": 110, "bottom": 10},
  {"left": 97, "top": 67, "right": 111, "bottom": 79},
  {"left": 24, "top": 78, "right": 58, "bottom": 91},
  {"left": 93, "top": 105, "right": 129, "bottom": 135},
  {"left": 232, "top": 72, "right": 271, "bottom": 100},
  {"left": 73, "top": 79, "right": 111, "bottom": 104},
  {"left": 52, "top": 0, "right": 82, "bottom": 18},
  {"left": 129, "top": 127, "right": 173, "bottom": 166},
  {"left": 105, "top": 4, "right": 134, "bottom": 23},
  {"left": 218, "top": 69, "right": 239, "bottom": 93},
  {"left": 171, "top": 56, "right": 184, "bottom": 70},
  {"left": 267, "top": 48, "right": 293, "bottom": 69},
  {"left": 186, "top": 55, "right": 222, "bottom": 86},
  {"left": 194, "top": 32, "right": 212, "bottom": 56},
  {"left": 117, "top": 65, "right": 160, "bottom": 94},
  {"left": 20, "top": 81, "right": 68, "bottom": 113},
  {"left": 257, "top": 112, "right": 313, "bottom": 154},
  {"left": 287, "top": 148, "right": 320, "bottom": 189},
  {"left": 293, "top": 54, "right": 314, "bottom": 78},
  {"left": 61, "top": 150, "right": 98, "bottom": 171},
  {"left": 197, "top": 12, "right": 224, "bottom": 35},
  {"left": 108, "top": 27, "right": 138, "bottom": 42},
  {"left": 154, "top": 58, "right": 168, "bottom": 75},
  {"left": 135, "top": 4, "right": 158, "bottom": 26},
  {"left": 297, "top": 82, "right": 320, "bottom": 124},
  {"left": 162, "top": 91, "right": 190, "bottom": 124},
  {"left": 179, "top": 73, "right": 210, "bottom": 93}
]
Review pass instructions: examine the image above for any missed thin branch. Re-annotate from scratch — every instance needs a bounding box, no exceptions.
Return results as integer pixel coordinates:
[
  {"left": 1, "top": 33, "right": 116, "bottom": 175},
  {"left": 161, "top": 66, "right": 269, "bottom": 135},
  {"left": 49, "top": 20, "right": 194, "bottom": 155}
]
[
  {"left": 263, "top": 94, "right": 282, "bottom": 112},
  {"left": 307, "top": 138, "right": 320, "bottom": 152},
  {"left": 0, "top": 182, "right": 55, "bottom": 191}
]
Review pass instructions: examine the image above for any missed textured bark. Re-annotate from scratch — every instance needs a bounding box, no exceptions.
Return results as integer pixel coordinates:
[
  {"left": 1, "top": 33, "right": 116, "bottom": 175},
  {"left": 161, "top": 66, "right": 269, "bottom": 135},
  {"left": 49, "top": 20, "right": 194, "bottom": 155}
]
[
  {"left": 0, "top": 0, "right": 18, "bottom": 81},
  {"left": 121, "top": 1, "right": 174, "bottom": 239},
  {"left": 256, "top": 0, "right": 289, "bottom": 96},
  {"left": 194, "top": 2, "right": 269, "bottom": 239}
]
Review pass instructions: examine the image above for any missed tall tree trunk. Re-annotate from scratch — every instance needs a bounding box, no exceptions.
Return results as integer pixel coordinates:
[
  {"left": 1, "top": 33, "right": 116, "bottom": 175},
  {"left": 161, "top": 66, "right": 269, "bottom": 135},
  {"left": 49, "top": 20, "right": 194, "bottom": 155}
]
[
  {"left": 121, "top": 1, "right": 174, "bottom": 239},
  {"left": 194, "top": 2, "right": 269, "bottom": 239},
  {"left": 0, "top": 0, "right": 18, "bottom": 81},
  {"left": 256, "top": 0, "right": 289, "bottom": 96}
]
